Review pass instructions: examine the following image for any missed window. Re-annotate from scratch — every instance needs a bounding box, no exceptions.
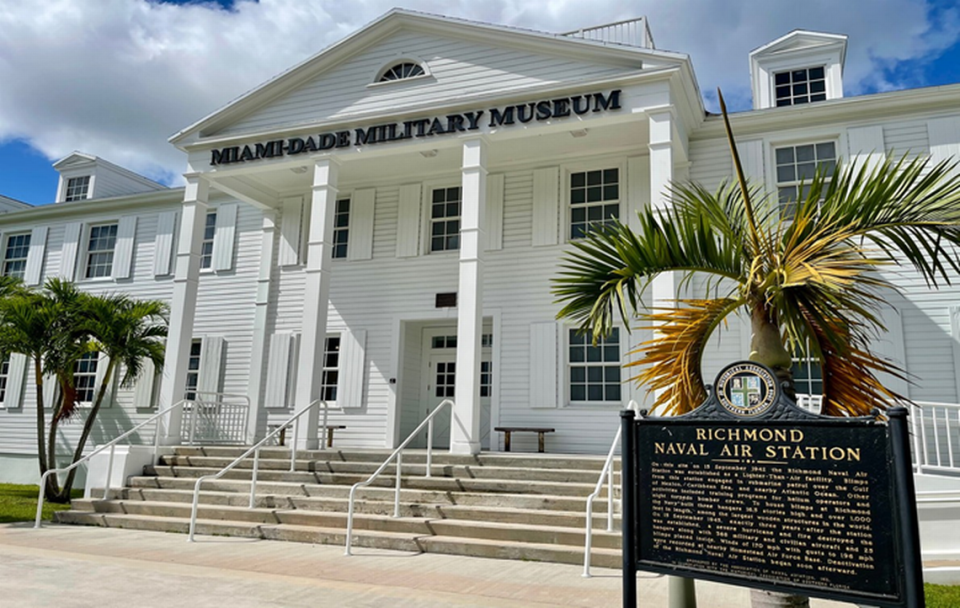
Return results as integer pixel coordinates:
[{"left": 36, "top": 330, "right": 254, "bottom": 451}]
[
  {"left": 570, "top": 168, "right": 620, "bottom": 239},
  {"left": 185, "top": 340, "right": 202, "bottom": 400},
  {"left": 321, "top": 336, "right": 340, "bottom": 401},
  {"left": 0, "top": 356, "right": 9, "bottom": 405},
  {"left": 774, "top": 67, "right": 827, "bottom": 107},
  {"left": 480, "top": 361, "right": 492, "bottom": 398},
  {"left": 568, "top": 328, "right": 621, "bottom": 403},
  {"left": 378, "top": 62, "right": 425, "bottom": 82},
  {"left": 430, "top": 187, "right": 461, "bottom": 252},
  {"left": 200, "top": 212, "right": 216, "bottom": 270},
  {"left": 774, "top": 142, "right": 837, "bottom": 218},
  {"left": 3, "top": 233, "right": 31, "bottom": 279},
  {"left": 434, "top": 361, "right": 455, "bottom": 398},
  {"left": 792, "top": 358, "right": 823, "bottom": 396},
  {"left": 73, "top": 352, "right": 99, "bottom": 403},
  {"left": 85, "top": 223, "right": 119, "bottom": 278},
  {"left": 65, "top": 176, "right": 91, "bottom": 202},
  {"left": 333, "top": 198, "right": 349, "bottom": 259}
]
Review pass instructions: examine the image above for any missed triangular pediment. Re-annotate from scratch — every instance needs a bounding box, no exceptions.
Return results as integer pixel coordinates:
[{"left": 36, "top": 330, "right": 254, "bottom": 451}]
[{"left": 751, "top": 30, "right": 847, "bottom": 62}]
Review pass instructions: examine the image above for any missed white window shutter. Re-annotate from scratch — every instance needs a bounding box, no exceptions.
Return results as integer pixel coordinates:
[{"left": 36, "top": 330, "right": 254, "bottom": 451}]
[
  {"left": 132, "top": 359, "right": 158, "bottom": 409},
  {"left": 264, "top": 333, "right": 298, "bottom": 408},
  {"left": 3, "top": 354, "right": 28, "bottom": 409},
  {"left": 212, "top": 203, "right": 238, "bottom": 271},
  {"left": 532, "top": 167, "right": 559, "bottom": 247},
  {"left": 626, "top": 156, "right": 649, "bottom": 233},
  {"left": 929, "top": 116, "right": 960, "bottom": 177},
  {"left": 93, "top": 353, "right": 114, "bottom": 407},
  {"left": 349, "top": 188, "right": 376, "bottom": 261},
  {"left": 24, "top": 226, "right": 48, "bottom": 286},
  {"left": 111, "top": 216, "right": 137, "bottom": 280},
  {"left": 197, "top": 336, "right": 225, "bottom": 397},
  {"left": 42, "top": 373, "right": 58, "bottom": 409},
  {"left": 337, "top": 329, "right": 366, "bottom": 408},
  {"left": 529, "top": 322, "right": 558, "bottom": 408},
  {"left": 734, "top": 139, "right": 765, "bottom": 186},
  {"left": 872, "top": 303, "right": 908, "bottom": 397},
  {"left": 60, "top": 222, "right": 83, "bottom": 279},
  {"left": 847, "top": 125, "right": 885, "bottom": 177},
  {"left": 154, "top": 211, "right": 177, "bottom": 276},
  {"left": 396, "top": 183, "right": 422, "bottom": 258},
  {"left": 278, "top": 196, "right": 303, "bottom": 267},
  {"left": 484, "top": 174, "right": 504, "bottom": 251}
]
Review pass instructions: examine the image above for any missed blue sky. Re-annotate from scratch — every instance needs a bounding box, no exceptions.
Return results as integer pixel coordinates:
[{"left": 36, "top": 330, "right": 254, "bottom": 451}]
[{"left": 2, "top": 0, "right": 959, "bottom": 206}]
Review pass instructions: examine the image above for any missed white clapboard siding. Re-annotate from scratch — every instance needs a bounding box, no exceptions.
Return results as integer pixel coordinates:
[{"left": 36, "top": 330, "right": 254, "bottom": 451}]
[
  {"left": 484, "top": 174, "right": 504, "bottom": 251},
  {"left": 349, "top": 188, "right": 376, "bottom": 261},
  {"left": 154, "top": 211, "right": 177, "bottom": 276},
  {"left": 278, "top": 196, "right": 304, "bottom": 266},
  {"left": 847, "top": 125, "right": 885, "bottom": 176},
  {"left": 24, "top": 226, "right": 48, "bottom": 286},
  {"left": 198, "top": 336, "right": 225, "bottom": 396},
  {"left": 111, "top": 216, "right": 138, "bottom": 280},
  {"left": 264, "top": 333, "right": 298, "bottom": 408},
  {"left": 60, "top": 222, "right": 83, "bottom": 279},
  {"left": 132, "top": 359, "right": 158, "bottom": 409},
  {"left": 212, "top": 203, "right": 239, "bottom": 271},
  {"left": 532, "top": 167, "right": 559, "bottom": 247},
  {"left": 626, "top": 156, "right": 649, "bottom": 232},
  {"left": 337, "top": 329, "right": 366, "bottom": 408},
  {"left": 396, "top": 183, "right": 422, "bottom": 257},
  {"left": 529, "top": 322, "right": 559, "bottom": 408},
  {"left": 735, "top": 139, "right": 765, "bottom": 185},
  {"left": 2, "top": 354, "right": 28, "bottom": 409},
  {"left": 929, "top": 116, "right": 960, "bottom": 177},
  {"left": 94, "top": 353, "right": 114, "bottom": 407}
]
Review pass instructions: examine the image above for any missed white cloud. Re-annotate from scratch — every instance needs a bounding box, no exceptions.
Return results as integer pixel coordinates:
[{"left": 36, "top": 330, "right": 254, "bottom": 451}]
[{"left": 0, "top": 0, "right": 956, "bottom": 186}]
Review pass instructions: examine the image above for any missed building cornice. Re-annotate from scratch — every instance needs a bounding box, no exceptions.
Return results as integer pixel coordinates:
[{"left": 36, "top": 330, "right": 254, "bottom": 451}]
[{"left": 0, "top": 189, "right": 185, "bottom": 226}]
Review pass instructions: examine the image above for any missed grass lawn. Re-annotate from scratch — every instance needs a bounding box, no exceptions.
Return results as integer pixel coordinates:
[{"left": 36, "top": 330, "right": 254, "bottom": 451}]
[
  {"left": 926, "top": 583, "right": 960, "bottom": 608},
  {"left": 0, "top": 483, "right": 82, "bottom": 523}
]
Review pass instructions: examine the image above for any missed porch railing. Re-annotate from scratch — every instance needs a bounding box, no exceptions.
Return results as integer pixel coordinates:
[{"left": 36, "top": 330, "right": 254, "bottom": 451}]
[{"left": 181, "top": 391, "right": 250, "bottom": 445}]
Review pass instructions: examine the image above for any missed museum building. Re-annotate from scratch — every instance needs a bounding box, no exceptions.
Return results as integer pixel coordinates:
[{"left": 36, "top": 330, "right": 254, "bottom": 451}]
[{"left": 1, "top": 9, "right": 958, "bottom": 482}]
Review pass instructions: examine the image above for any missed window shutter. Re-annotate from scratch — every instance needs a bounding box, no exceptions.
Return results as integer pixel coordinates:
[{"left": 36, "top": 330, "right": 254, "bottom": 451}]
[
  {"left": 278, "top": 196, "right": 303, "bottom": 267},
  {"left": 132, "top": 359, "right": 158, "bottom": 409},
  {"left": 847, "top": 125, "right": 885, "bottom": 177},
  {"left": 24, "top": 226, "right": 48, "bottom": 286},
  {"left": 396, "top": 183, "right": 422, "bottom": 258},
  {"left": 532, "top": 167, "right": 559, "bottom": 247},
  {"left": 93, "top": 353, "right": 114, "bottom": 407},
  {"left": 197, "top": 336, "right": 225, "bottom": 397},
  {"left": 60, "top": 222, "right": 83, "bottom": 279},
  {"left": 3, "top": 354, "right": 28, "bottom": 409},
  {"left": 112, "top": 216, "right": 137, "bottom": 280},
  {"left": 929, "top": 116, "right": 960, "bottom": 177},
  {"left": 626, "top": 156, "right": 649, "bottom": 233},
  {"left": 349, "top": 188, "right": 376, "bottom": 261},
  {"left": 212, "top": 203, "right": 238, "bottom": 271},
  {"left": 734, "top": 139, "right": 765, "bottom": 185},
  {"left": 484, "top": 174, "right": 504, "bottom": 251},
  {"left": 529, "top": 322, "right": 559, "bottom": 408},
  {"left": 42, "top": 373, "right": 58, "bottom": 410},
  {"left": 264, "top": 333, "right": 298, "bottom": 408},
  {"left": 872, "top": 303, "right": 908, "bottom": 398},
  {"left": 154, "top": 211, "right": 177, "bottom": 276},
  {"left": 337, "top": 329, "right": 366, "bottom": 408}
]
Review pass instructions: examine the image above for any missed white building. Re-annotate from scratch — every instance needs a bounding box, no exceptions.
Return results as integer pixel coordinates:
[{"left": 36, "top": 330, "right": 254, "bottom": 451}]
[{"left": 1, "top": 10, "right": 959, "bottom": 483}]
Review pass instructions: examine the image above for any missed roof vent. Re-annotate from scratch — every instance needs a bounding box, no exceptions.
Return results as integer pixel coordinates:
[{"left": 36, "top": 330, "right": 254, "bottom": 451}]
[{"left": 561, "top": 17, "right": 655, "bottom": 49}]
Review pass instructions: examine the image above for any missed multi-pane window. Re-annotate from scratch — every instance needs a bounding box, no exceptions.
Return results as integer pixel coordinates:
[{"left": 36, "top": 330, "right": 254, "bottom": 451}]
[
  {"left": 792, "top": 358, "right": 823, "bottom": 396},
  {"left": 73, "top": 352, "right": 99, "bottom": 403},
  {"left": 0, "top": 356, "right": 9, "bottom": 404},
  {"left": 333, "top": 198, "right": 350, "bottom": 259},
  {"left": 185, "top": 340, "right": 202, "bottom": 400},
  {"left": 570, "top": 168, "right": 619, "bottom": 239},
  {"left": 379, "top": 62, "right": 425, "bottom": 82},
  {"left": 434, "top": 361, "right": 456, "bottom": 398},
  {"left": 65, "top": 176, "right": 91, "bottom": 202},
  {"left": 430, "top": 187, "right": 461, "bottom": 252},
  {"left": 569, "top": 328, "right": 621, "bottom": 403},
  {"left": 775, "top": 142, "right": 837, "bottom": 218},
  {"left": 775, "top": 67, "right": 827, "bottom": 107},
  {"left": 321, "top": 336, "right": 341, "bottom": 401},
  {"left": 480, "top": 361, "right": 492, "bottom": 398},
  {"left": 200, "top": 212, "right": 216, "bottom": 270},
  {"left": 85, "top": 223, "right": 118, "bottom": 278},
  {"left": 431, "top": 335, "right": 457, "bottom": 349},
  {"left": 3, "top": 233, "right": 31, "bottom": 278}
]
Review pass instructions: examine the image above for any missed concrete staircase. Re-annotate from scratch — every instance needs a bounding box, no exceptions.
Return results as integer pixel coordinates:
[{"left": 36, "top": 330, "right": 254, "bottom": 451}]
[{"left": 56, "top": 446, "right": 623, "bottom": 568}]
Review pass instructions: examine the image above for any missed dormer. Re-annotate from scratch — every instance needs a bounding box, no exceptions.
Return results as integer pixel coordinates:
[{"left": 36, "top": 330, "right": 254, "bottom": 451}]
[
  {"left": 53, "top": 152, "right": 166, "bottom": 203},
  {"left": 749, "top": 30, "right": 847, "bottom": 110}
]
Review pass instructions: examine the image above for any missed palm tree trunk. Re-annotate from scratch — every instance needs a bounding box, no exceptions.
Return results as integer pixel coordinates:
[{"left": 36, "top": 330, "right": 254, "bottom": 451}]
[
  {"left": 45, "top": 382, "right": 67, "bottom": 503},
  {"left": 61, "top": 362, "right": 115, "bottom": 499},
  {"left": 34, "top": 358, "right": 48, "bottom": 474}
]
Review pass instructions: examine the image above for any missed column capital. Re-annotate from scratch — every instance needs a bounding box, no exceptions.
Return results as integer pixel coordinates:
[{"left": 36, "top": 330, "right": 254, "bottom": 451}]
[
  {"left": 182, "top": 173, "right": 210, "bottom": 204},
  {"left": 461, "top": 137, "right": 488, "bottom": 170},
  {"left": 312, "top": 157, "right": 341, "bottom": 188}
]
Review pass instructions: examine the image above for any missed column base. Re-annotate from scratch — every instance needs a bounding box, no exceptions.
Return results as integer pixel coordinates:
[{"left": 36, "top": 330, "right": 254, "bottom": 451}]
[
  {"left": 296, "top": 438, "right": 320, "bottom": 451},
  {"left": 449, "top": 440, "right": 481, "bottom": 455}
]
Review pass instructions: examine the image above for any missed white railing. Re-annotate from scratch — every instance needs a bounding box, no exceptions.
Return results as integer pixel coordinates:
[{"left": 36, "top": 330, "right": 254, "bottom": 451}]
[
  {"left": 344, "top": 399, "right": 454, "bottom": 556},
  {"left": 909, "top": 400, "right": 960, "bottom": 474},
  {"left": 560, "top": 17, "right": 654, "bottom": 49},
  {"left": 187, "top": 400, "right": 327, "bottom": 542},
  {"left": 181, "top": 392, "right": 250, "bottom": 445},
  {"left": 35, "top": 400, "right": 187, "bottom": 529},
  {"left": 582, "top": 400, "right": 639, "bottom": 577}
]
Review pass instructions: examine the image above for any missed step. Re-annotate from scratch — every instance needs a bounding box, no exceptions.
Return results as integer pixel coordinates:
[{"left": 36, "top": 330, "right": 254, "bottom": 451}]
[{"left": 420, "top": 535, "right": 622, "bottom": 569}]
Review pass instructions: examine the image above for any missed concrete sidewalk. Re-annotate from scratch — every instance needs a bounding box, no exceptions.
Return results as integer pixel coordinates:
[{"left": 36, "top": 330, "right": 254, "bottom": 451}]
[{"left": 0, "top": 523, "right": 853, "bottom": 607}]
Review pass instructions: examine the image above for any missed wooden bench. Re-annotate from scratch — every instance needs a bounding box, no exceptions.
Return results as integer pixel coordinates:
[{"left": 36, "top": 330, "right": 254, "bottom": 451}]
[
  {"left": 271, "top": 425, "right": 346, "bottom": 448},
  {"left": 494, "top": 427, "right": 555, "bottom": 453}
]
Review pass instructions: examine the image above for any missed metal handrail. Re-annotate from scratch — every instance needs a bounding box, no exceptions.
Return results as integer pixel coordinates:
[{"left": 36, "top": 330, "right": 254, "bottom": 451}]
[
  {"left": 344, "top": 399, "right": 454, "bottom": 555},
  {"left": 184, "top": 391, "right": 251, "bottom": 445},
  {"left": 187, "top": 399, "right": 326, "bottom": 542},
  {"left": 582, "top": 400, "right": 639, "bottom": 578},
  {"left": 35, "top": 400, "right": 188, "bottom": 529}
]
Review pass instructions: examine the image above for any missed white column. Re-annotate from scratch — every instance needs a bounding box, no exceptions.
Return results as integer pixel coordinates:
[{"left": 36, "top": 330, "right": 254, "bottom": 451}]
[
  {"left": 294, "top": 159, "right": 339, "bottom": 450},
  {"left": 245, "top": 209, "right": 278, "bottom": 442},
  {"left": 451, "top": 138, "right": 487, "bottom": 455},
  {"left": 159, "top": 175, "right": 209, "bottom": 444},
  {"left": 649, "top": 109, "right": 675, "bottom": 307}
]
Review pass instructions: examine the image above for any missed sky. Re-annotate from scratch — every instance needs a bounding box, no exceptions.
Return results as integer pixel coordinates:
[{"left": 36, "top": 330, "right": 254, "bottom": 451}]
[{"left": 1, "top": 0, "right": 959, "bottom": 206}]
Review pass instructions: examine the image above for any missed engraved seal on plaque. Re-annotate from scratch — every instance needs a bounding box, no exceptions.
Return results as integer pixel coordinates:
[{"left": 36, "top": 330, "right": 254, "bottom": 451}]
[{"left": 715, "top": 362, "right": 778, "bottom": 418}]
